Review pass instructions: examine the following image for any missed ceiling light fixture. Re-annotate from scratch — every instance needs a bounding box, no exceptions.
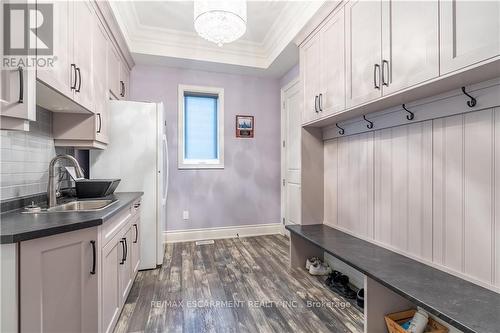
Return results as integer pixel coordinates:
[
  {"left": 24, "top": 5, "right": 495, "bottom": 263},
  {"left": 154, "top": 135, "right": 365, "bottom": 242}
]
[{"left": 194, "top": 1, "right": 247, "bottom": 47}]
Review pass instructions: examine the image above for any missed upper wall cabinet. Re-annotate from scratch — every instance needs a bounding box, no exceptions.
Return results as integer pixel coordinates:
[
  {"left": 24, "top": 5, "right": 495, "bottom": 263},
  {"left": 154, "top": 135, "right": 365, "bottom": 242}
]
[
  {"left": 301, "top": 31, "right": 321, "bottom": 124},
  {"left": 381, "top": 0, "right": 439, "bottom": 94},
  {"left": 440, "top": 0, "right": 500, "bottom": 75},
  {"left": 345, "top": 0, "right": 383, "bottom": 108},
  {"left": 108, "top": 43, "right": 130, "bottom": 100},
  {"left": 299, "top": 0, "right": 498, "bottom": 126},
  {"left": 301, "top": 7, "right": 345, "bottom": 123},
  {"left": 37, "top": 0, "right": 94, "bottom": 113}
]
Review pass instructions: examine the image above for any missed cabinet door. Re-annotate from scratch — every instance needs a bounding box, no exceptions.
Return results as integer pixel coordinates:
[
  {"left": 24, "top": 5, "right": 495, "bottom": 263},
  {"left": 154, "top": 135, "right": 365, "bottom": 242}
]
[
  {"left": 345, "top": 0, "right": 382, "bottom": 108},
  {"left": 119, "top": 62, "right": 129, "bottom": 100},
  {"left": 119, "top": 228, "right": 133, "bottom": 303},
  {"left": 93, "top": 17, "right": 109, "bottom": 144},
  {"left": 382, "top": 0, "right": 439, "bottom": 95},
  {"left": 20, "top": 227, "right": 98, "bottom": 333},
  {"left": 107, "top": 43, "right": 121, "bottom": 99},
  {"left": 72, "top": 0, "right": 94, "bottom": 111},
  {"left": 320, "top": 7, "right": 345, "bottom": 117},
  {"left": 102, "top": 235, "right": 121, "bottom": 333},
  {"left": 440, "top": 0, "right": 500, "bottom": 74},
  {"left": 0, "top": 67, "right": 36, "bottom": 121},
  {"left": 36, "top": 0, "right": 73, "bottom": 99},
  {"left": 131, "top": 217, "right": 141, "bottom": 275},
  {"left": 300, "top": 32, "right": 321, "bottom": 124}
]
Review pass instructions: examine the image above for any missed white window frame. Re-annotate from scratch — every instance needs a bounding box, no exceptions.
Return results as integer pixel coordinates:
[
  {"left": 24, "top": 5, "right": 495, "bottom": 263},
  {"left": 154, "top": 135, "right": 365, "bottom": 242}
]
[{"left": 178, "top": 84, "right": 225, "bottom": 169}]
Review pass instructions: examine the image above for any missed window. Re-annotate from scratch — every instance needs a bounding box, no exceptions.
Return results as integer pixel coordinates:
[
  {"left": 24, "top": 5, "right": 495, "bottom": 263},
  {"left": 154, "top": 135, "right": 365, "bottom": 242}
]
[{"left": 178, "top": 85, "right": 224, "bottom": 169}]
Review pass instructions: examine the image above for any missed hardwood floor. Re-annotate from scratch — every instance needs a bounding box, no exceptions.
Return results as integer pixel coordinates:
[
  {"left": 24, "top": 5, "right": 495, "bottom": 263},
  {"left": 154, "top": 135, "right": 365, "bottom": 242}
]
[{"left": 114, "top": 235, "right": 364, "bottom": 333}]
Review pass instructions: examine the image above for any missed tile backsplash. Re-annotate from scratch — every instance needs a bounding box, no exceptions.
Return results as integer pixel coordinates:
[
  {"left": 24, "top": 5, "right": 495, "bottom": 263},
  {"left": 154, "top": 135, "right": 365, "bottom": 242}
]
[{"left": 0, "top": 107, "right": 73, "bottom": 200}]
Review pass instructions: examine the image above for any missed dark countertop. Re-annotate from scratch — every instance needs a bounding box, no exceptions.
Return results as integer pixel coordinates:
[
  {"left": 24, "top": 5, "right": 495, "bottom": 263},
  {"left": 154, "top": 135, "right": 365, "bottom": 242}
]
[
  {"left": 0, "top": 192, "right": 143, "bottom": 244},
  {"left": 286, "top": 224, "right": 500, "bottom": 333}
]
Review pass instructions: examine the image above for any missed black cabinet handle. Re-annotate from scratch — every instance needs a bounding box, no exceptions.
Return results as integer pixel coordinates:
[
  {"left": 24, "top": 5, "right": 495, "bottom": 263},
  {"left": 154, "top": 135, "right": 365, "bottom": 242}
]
[
  {"left": 71, "top": 64, "right": 77, "bottom": 90},
  {"left": 97, "top": 113, "right": 102, "bottom": 133},
  {"left": 314, "top": 95, "right": 318, "bottom": 113},
  {"left": 90, "top": 240, "right": 96, "bottom": 275},
  {"left": 18, "top": 67, "right": 23, "bottom": 103},
  {"left": 120, "top": 81, "right": 125, "bottom": 97},
  {"left": 373, "top": 64, "right": 381, "bottom": 90},
  {"left": 318, "top": 93, "right": 323, "bottom": 112},
  {"left": 120, "top": 239, "right": 125, "bottom": 264},
  {"left": 76, "top": 67, "right": 81, "bottom": 92},
  {"left": 123, "top": 237, "right": 128, "bottom": 261},
  {"left": 133, "top": 224, "right": 138, "bottom": 243},
  {"left": 382, "top": 60, "right": 389, "bottom": 87},
  {"left": 134, "top": 202, "right": 141, "bottom": 208}
]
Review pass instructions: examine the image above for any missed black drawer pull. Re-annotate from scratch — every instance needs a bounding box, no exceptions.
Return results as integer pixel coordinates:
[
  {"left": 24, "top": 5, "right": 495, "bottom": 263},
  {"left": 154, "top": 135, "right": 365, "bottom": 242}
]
[
  {"left": 123, "top": 237, "right": 128, "bottom": 261},
  {"left": 76, "top": 67, "right": 81, "bottom": 92},
  {"left": 133, "top": 224, "right": 138, "bottom": 243},
  {"left": 18, "top": 67, "right": 23, "bottom": 103},
  {"left": 90, "top": 240, "right": 96, "bottom": 275},
  {"left": 120, "top": 239, "right": 125, "bottom": 264},
  {"left": 71, "top": 64, "right": 77, "bottom": 89}
]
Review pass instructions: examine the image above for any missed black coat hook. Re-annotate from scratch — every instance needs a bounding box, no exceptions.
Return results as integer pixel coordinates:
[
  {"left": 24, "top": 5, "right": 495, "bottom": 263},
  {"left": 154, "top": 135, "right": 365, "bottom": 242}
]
[
  {"left": 402, "top": 104, "right": 414, "bottom": 121},
  {"left": 336, "top": 123, "right": 345, "bottom": 135},
  {"left": 461, "top": 87, "right": 477, "bottom": 108},
  {"left": 363, "top": 115, "right": 374, "bottom": 129}
]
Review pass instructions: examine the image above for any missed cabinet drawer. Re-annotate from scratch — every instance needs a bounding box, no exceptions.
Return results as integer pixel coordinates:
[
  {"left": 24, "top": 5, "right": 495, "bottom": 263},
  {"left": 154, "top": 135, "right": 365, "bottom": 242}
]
[{"left": 101, "top": 206, "right": 132, "bottom": 247}]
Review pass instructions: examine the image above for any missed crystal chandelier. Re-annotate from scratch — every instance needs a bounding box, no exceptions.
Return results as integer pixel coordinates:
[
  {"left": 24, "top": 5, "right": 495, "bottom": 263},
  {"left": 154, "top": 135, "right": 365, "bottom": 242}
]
[{"left": 194, "top": 1, "right": 247, "bottom": 47}]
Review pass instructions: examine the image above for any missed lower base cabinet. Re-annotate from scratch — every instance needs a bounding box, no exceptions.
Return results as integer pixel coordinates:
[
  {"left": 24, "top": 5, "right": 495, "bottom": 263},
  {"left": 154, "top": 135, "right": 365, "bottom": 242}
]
[{"left": 20, "top": 199, "right": 141, "bottom": 333}]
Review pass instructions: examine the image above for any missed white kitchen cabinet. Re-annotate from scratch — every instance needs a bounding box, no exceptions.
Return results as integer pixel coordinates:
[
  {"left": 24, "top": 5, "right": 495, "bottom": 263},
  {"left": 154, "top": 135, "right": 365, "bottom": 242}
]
[
  {"left": 0, "top": 68, "right": 36, "bottom": 125},
  {"left": 107, "top": 43, "right": 122, "bottom": 99},
  {"left": 381, "top": 0, "right": 439, "bottom": 94},
  {"left": 52, "top": 9, "right": 109, "bottom": 149},
  {"left": 300, "top": 31, "right": 321, "bottom": 124},
  {"left": 101, "top": 230, "right": 123, "bottom": 333},
  {"left": 131, "top": 217, "right": 141, "bottom": 275},
  {"left": 20, "top": 227, "right": 99, "bottom": 333},
  {"left": 119, "top": 228, "right": 133, "bottom": 301},
  {"left": 36, "top": 0, "right": 96, "bottom": 114},
  {"left": 440, "top": 0, "right": 500, "bottom": 75},
  {"left": 72, "top": 0, "right": 94, "bottom": 111},
  {"left": 36, "top": 0, "right": 73, "bottom": 100},
  {"left": 93, "top": 16, "right": 110, "bottom": 144},
  {"left": 320, "top": 7, "right": 345, "bottom": 117},
  {"left": 345, "top": 0, "right": 383, "bottom": 108}
]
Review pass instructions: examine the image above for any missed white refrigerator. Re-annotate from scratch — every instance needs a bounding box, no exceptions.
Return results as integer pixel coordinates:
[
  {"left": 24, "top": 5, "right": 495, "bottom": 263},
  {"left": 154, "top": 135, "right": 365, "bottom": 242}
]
[{"left": 90, "top": 100, "right": 167, "bottom": 270}]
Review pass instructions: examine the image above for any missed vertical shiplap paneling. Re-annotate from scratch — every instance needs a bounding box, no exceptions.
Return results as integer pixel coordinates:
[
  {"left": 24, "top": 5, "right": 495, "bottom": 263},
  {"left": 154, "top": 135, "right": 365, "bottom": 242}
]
[
  {"left": 433, "top": 115, "right": 465, "bottom": 273},
  {"left": 495, "top": 108, "right": 500, "bottom": 288},
  {"left": 391, "top": 125, "right": 410, "bottom": 251},
  {"left": 324, "top": 139, "right": 339, "bottom": 226},
  {"left": 408, "top": 121, "right": 433, "bottom": 260},
  {"left": 335, "top": 132, "right": 374, "bottom": 238},
  {"left": 374, "top": 128, "right": 393, "bottom": 246},
  {"left": 463, "top": 110, "right": 493, "bottom": 284},
  {"left": 373, "top": 121, "right": 433, "bottom": 258}
]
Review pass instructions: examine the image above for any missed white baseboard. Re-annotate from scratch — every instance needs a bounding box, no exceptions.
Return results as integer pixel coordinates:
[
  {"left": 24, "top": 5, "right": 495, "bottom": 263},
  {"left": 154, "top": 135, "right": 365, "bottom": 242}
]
[{"left": 164, "top": 223, "right": 283, "bottom": 243}]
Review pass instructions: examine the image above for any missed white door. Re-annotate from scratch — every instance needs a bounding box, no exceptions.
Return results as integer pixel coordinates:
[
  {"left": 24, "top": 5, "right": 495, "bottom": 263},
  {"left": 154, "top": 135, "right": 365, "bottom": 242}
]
[
  {"left": 382, "top": 0, "right": 439, "bottom": 94},
  {"left": 300, "top": 31, "right": 321, "bottom": 124},
  {"left": 320, "top": 6, "right": 345, "bottom": 117},
  {"left": 440, "top": 0, "right": 500, "bottom": 75},
  {"left": 345, "top": 0, "right": 383, "bottom": 108},
  {"left": 282, "top": 80, "right": 302, "bottom": 233},
  {"left": 92, "top": 15, "right": 109, "bottom": 144}
]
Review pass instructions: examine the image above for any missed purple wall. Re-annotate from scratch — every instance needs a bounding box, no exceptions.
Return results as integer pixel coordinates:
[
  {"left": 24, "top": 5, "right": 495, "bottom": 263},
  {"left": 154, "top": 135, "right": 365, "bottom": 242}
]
[{"left": 130, "top": 65, "right": 281, "bottom": 231}]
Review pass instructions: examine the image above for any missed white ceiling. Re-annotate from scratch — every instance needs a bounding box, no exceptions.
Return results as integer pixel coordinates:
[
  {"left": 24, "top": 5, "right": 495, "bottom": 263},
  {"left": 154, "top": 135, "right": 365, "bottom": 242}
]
[{"left": 110, "top": 1, "right": 324, "bottom": 77}]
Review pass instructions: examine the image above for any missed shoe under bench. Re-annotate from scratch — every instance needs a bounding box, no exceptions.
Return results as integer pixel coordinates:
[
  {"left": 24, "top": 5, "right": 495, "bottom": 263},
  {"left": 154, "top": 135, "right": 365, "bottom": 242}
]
[{"left": 286, "top": 224, "right": 500, "bottom": 333}]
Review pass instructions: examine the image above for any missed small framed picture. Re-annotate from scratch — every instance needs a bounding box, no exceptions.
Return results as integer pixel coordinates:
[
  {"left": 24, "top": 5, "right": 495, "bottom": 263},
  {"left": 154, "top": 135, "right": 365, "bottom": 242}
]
[{"left": 236, "top": 115, "right": 254, "bottom": 138}]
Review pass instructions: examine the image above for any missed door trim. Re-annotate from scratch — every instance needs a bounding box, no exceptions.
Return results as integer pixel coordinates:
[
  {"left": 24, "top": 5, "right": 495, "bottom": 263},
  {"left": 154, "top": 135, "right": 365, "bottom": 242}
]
[{"left": 281, "top": 78, "right": 300, "bottom": 236}]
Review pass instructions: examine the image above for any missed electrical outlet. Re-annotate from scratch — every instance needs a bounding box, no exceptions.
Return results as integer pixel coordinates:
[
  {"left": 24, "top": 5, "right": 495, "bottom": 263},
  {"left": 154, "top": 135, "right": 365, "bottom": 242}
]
[{"left": 182, "top": 210, "right": 189, "bottom": 221}]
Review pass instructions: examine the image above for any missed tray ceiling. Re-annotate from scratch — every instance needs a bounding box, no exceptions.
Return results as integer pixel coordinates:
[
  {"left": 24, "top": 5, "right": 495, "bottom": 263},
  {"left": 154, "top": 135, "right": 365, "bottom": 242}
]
[{"left": 110, "top": 1, "right": 324, "bottom": 76}]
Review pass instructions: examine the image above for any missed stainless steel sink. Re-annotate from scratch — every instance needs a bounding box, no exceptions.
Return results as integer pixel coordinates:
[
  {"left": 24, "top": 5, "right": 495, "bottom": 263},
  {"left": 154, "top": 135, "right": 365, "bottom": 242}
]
[{"left": 42, "top": 199, "right": 118, "bottom": 213}]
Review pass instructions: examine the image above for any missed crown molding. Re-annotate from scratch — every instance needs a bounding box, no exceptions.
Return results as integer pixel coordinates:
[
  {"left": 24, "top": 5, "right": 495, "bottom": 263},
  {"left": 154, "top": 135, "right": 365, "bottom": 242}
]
[{"left": 110, "top": 1, "right": 324, "bottom": 69}]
